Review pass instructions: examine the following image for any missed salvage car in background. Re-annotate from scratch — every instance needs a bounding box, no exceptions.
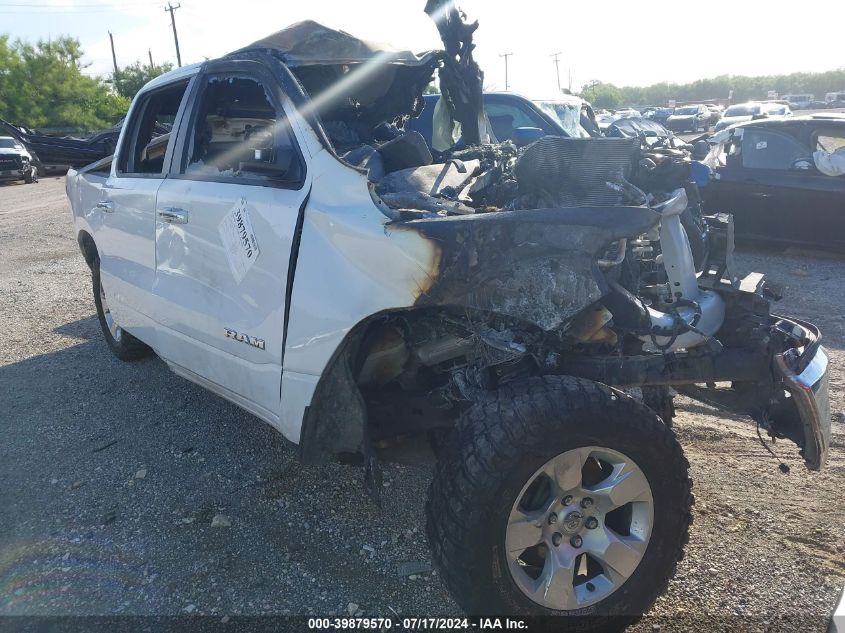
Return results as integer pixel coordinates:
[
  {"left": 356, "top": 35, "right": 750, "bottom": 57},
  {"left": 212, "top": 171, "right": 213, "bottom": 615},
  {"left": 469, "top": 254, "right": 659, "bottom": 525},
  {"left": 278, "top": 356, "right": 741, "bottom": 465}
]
[
  {"left": 666, "top": 104, "right": 710, "bottom": 133},
  {"left": 613, "top": 107, "right": 641, "bottom": 119},
  {"left": 706, "top": 104, "right": 723, "bottom": 125},
  {"left": 0, "top": 118, "right": 127, "bottom": 170},
  {"left": 701, "top": 116, "right": 845, "bottom": 249},
  {"left": 648, "top": 107, "right": 674, "bottom": 126},
  {"left": 825, "top": 92, "right": 845, "bottom": 108},
  {"left": 714, "top": 102, "right": 792, "bottom": 132},
  {"left": 782, "top": 93, "right": 814, "bottom": 110},
  {"left": 604, "top": 116, "right": 675, "bottom": 144},
  {"left": 763, "top": 102, "right": 793, "bottom": 118},
  {"left": 63, "top": 7, "right": 831, "bottom": 627},
  {"left": 405, "top": 92, "right": 598, "bottom": 149},
  {"left": 0, "top": 136, "right": 38, "bottom": 184}
]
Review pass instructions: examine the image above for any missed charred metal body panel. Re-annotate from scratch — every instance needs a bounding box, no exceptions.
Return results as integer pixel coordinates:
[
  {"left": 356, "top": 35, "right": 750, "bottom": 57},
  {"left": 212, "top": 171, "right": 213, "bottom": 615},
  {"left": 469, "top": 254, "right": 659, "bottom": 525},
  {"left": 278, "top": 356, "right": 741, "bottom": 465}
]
[{"left": 404, "top": 206, "right": 660, "bottom": 330}]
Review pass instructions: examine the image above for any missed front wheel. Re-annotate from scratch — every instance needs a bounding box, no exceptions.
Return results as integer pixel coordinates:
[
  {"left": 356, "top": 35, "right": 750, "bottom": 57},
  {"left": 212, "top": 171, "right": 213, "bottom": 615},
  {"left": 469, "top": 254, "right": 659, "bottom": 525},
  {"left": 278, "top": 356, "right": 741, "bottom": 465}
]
[
  {"left": 92, "top": 257, "right": 152, "bottom": 361},
  {"left": 426, "top": 376, "right": 692, "bottom": 627}
]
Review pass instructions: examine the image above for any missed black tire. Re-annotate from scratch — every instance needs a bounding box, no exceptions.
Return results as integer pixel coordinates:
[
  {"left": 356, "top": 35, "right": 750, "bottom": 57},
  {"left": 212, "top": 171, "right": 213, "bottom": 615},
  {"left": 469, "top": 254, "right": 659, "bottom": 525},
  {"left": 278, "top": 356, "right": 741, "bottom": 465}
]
[
  {"left": 426, "top": 376, "right": 692, "bottom": 628},
  {"left": 641, "top": 385, "right": 675, "bottom": 427},
  {"left": 29, "top": 152, "right": 45, "bottom": 175},
  {"left": 92, "top": 257, "right": 152, "bottom": 361}
]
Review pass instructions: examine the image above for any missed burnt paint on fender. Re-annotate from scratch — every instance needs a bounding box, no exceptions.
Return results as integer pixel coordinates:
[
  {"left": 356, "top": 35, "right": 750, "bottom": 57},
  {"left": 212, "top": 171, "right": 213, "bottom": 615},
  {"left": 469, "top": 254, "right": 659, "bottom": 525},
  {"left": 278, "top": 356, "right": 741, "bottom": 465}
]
[{"left": 399, "top": 205, "right": 661, "bottom": 331}]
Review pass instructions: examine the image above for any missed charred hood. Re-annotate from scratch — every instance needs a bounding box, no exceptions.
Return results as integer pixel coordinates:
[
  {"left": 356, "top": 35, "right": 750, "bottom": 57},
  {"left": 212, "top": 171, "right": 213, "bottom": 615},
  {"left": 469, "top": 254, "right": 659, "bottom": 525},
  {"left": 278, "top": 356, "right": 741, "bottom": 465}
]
[{"left": 403, "top": 205, "right": 660, "bottom": 331}]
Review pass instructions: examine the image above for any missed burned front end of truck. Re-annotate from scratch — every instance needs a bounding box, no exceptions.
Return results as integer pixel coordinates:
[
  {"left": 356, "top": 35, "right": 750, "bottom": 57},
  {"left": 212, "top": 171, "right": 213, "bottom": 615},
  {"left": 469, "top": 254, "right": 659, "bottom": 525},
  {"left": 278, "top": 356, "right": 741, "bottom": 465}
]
[
  {"left": 264, "top": 15, "right": 830, "bottom": 474},
  {"left": 236, "top": 2, "right": 830, "bottom": 620},
  {"left": 371, "top": 136, "right": 831, "bottom": 471}
]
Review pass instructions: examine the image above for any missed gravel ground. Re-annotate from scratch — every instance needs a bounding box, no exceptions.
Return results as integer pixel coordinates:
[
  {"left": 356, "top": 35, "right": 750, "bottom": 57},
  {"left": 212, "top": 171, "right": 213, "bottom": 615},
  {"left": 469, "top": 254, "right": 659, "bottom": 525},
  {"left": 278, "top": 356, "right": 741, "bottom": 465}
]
[{"left": 1, "top": 177, "right": 843, "bottom": 630}]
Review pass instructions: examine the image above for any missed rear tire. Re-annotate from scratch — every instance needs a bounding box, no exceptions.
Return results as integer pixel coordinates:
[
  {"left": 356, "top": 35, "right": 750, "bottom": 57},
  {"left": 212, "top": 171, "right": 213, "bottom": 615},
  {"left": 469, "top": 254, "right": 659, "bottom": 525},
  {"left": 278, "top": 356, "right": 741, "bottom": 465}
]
[
  {"left": 426, "top": 376, "right": 692, "bottom": 628},
  {"left": 92, "top": 257, "right": 152, "bottom": 361}
]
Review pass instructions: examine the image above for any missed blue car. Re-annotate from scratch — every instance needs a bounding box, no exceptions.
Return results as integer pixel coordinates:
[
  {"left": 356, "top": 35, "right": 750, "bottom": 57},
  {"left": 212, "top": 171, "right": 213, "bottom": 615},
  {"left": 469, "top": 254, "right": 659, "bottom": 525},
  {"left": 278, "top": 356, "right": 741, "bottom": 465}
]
[{"left": 405, "top": 93, "right": 599, "bottom": 149}]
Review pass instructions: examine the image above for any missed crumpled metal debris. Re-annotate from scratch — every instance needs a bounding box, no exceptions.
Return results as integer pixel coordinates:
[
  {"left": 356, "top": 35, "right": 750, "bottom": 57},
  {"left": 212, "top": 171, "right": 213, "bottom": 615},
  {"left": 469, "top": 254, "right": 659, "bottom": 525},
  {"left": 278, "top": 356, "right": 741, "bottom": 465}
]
[{"left": 424, "top": 0, "right": 487, "bottom": 146}]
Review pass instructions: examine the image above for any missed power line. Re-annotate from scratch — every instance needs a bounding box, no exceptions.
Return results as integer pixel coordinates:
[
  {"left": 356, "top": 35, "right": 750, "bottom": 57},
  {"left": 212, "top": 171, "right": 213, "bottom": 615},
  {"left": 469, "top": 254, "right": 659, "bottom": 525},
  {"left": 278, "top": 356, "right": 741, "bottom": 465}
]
[
  {"left": 551, "top": 52, "right": 562, "bottom": 93},
  {"left": 164, "top": 2, "right": 181, "bottom": 67},
  {"left": 108, "top": 30, "right": 118, "bottom": 74},
  {"left": 499, "top": 52, "right": 512, "bottom": 91}
]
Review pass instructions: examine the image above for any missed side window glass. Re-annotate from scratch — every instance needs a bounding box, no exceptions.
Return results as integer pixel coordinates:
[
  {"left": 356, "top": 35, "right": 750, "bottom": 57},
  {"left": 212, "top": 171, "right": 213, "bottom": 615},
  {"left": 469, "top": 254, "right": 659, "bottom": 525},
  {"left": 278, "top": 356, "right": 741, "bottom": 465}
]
[
  {"left": 118, "top": 80, "right": 188, "bottom": 175},
  {"left": 484, "top": 102, "right": 545, "bottom": 142},
  {"left": 183, "top": 75, "right": 302, "bottom": 183},
  {"left": 740, "top": 129, "right": 807, "bottom": 170},
  {"left": 814, "top": 130, "right": 845, "bottom": 153}
]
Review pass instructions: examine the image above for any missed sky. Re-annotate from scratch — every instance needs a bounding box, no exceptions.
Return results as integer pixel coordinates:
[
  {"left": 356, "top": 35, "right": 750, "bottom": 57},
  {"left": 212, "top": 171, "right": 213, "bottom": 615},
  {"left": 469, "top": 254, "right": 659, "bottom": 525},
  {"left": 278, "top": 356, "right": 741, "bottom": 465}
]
[{"left": 1, "top": 0, "right": 844, "bottom": 98}]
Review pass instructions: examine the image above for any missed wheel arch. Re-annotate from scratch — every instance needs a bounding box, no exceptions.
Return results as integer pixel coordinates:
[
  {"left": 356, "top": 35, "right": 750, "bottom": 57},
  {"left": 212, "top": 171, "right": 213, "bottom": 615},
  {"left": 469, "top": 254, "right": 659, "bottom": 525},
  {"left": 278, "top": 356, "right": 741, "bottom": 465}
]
[
  {"left": 77, "top": 230, "right": 98, "bottom": 270},
  {"left": 296, "top": 304, "right": 549, "bottom": 463}
]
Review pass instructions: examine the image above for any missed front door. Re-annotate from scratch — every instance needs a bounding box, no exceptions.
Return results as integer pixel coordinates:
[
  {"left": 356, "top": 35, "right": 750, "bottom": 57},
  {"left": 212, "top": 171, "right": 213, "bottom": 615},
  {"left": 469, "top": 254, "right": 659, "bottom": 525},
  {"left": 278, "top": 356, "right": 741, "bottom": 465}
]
[{"left": 152, "top": 61, "right": 311, "bottom": 422}]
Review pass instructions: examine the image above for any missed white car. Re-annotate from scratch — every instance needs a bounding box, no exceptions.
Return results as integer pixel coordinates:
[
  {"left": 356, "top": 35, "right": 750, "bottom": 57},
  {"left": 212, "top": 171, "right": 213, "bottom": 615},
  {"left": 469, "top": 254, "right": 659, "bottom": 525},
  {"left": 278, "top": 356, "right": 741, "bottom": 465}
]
[
  {"left": 65, "top": 19, "right": 830, "bottom": 624},
  {"left": 714, "top": 102, "right": 792, "bottom": 132},
  {"left": 595, "top": 108, "right": 641, "bottom": 132},
  {"left": 613, "top": 107, "right": 641, "bottom": 119},
  {"left": 0, "top": 136, "right": 38, "bottom": 184}
]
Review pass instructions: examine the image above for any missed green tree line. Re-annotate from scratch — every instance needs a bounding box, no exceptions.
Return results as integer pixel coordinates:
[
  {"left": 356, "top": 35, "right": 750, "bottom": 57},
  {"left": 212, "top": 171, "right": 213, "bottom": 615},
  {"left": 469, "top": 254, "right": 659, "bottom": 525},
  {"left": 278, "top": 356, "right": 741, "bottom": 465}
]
[
  {"left": 581, "top": 68, "right": 845, "bottom": 109},
  {"left": 0, "top": 35, "right": 170, "bottom": 132}
]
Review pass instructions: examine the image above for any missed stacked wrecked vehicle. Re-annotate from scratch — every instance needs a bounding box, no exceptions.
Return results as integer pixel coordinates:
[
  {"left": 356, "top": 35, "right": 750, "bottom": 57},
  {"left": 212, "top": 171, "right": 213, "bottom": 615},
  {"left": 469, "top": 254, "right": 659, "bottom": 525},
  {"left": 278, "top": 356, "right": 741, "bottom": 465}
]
[{"left": 65, "top": 1, "right": 831, "bottom": 626}]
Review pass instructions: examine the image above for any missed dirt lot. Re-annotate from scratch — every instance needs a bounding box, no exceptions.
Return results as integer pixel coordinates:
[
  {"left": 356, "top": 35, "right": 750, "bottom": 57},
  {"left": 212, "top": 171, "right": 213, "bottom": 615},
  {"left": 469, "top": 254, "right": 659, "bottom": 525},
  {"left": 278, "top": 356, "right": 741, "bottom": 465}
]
[{"left": 1, "top": 177, "right": 843, "bottom": 630}]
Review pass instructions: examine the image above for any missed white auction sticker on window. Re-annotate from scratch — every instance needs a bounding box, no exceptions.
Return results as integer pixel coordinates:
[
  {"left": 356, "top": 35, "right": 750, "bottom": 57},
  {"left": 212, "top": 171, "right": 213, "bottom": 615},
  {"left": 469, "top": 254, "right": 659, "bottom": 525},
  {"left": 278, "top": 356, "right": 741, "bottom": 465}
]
[{"left": 219, "top": 198, "right": 260, "bottom": 284}]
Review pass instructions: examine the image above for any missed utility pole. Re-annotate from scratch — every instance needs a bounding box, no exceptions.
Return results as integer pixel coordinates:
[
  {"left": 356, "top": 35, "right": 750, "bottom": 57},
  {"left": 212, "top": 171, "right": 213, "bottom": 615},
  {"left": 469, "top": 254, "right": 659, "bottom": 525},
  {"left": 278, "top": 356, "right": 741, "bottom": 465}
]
[
  {"left": 148, "top": 49, "right": 154, "bottom": 69},
  {"left": 164, "top": 2, "right": 182, "bottom": 67},
  {"left": 551, "top": 52, "right": 562, "bottom": 93},
  {"left": 499, "top": 52, "right": 512, "bottom": 91},
  {"left": 108, "top": 31, "right": 118, "bottom": 75}
]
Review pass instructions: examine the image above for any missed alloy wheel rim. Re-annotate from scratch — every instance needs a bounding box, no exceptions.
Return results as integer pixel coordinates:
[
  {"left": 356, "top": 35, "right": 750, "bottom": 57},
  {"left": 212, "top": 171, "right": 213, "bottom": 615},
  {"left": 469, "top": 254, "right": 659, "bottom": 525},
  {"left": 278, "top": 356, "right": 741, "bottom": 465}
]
[
  {"left": 99, "top": 283, "right": 123, "bottom": 342},
  {"left": 505, "top": 446, "right": 654, "bottom": 610}
]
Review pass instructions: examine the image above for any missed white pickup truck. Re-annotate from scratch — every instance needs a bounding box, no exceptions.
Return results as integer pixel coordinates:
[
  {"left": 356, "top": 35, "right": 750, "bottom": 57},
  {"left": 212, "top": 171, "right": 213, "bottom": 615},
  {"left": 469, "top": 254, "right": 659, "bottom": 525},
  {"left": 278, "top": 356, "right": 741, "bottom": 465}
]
[
  {"left": 0, "top": 136, "right": 38, "bottom": 184},
  {"left": 66, "top": 14, "right": 830, "bottom": 626}
]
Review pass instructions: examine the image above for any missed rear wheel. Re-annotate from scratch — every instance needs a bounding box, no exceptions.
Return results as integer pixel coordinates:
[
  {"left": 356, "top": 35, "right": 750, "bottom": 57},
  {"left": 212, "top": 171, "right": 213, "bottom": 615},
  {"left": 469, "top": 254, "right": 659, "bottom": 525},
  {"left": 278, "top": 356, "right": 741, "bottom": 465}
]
[
  {"left": 426, "top": 376, "right": 692, "bottom": 627},
  {"left": 92, "top": 257, "right": 152, "bottom": 361}
]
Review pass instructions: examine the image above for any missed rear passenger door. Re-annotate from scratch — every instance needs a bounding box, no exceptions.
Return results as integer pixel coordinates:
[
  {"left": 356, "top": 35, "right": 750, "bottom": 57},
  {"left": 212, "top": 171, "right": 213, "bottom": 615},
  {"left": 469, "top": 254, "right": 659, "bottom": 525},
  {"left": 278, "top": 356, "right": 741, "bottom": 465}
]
[
  {"left": 152, "top": 59, "right": 311, "bottom": 423},
  {"left": 710, "top": 126, "right": 814, "bottom": 243}
]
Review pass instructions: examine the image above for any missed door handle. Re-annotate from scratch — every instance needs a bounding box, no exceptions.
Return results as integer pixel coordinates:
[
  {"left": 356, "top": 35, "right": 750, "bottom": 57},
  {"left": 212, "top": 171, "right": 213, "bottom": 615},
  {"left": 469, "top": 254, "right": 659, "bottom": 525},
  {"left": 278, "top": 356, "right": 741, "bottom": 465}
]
[
  {"left": 96, "top": 200, "right": 114, "bottom": 212},
  {"left": 158, "top": 208, "right": 189, "bottom": 224}
]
